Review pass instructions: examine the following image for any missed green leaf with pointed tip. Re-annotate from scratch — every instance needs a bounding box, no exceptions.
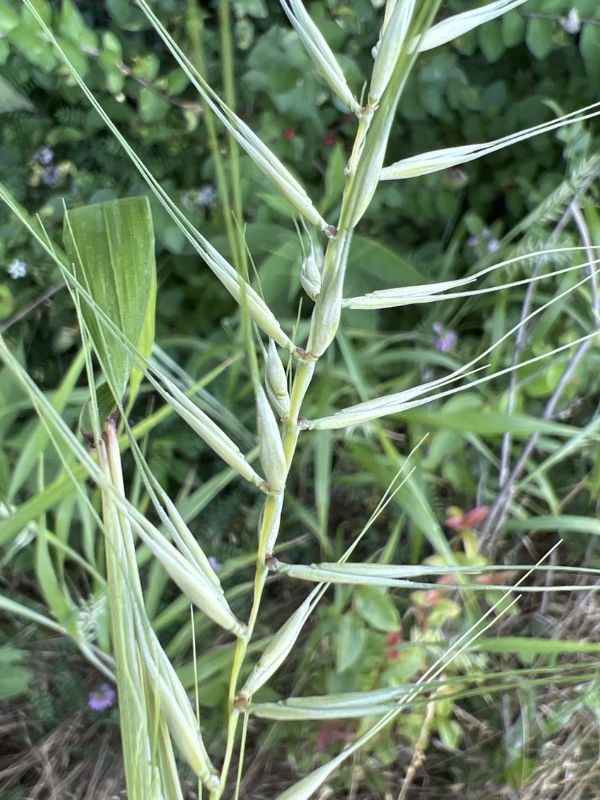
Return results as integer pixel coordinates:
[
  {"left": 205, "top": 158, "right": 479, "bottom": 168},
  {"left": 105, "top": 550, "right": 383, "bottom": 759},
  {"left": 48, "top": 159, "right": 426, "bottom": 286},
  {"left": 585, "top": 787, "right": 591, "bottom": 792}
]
[
  {"left": 63, "top": 197, "right": 156, "bottom": 409},
  {"left": 79, "top": 381, "right": 119, "bottom": 437},
  {"left": 0, "top": 648, "right": 33, "bottom": 700},
  {"left": 0, "top": 75, "right": 34, "bottom": 113},
  {"left": 580, "top": 23, "right": 600, "bottom": 81},
  {"left": 336, "top": 612, "right": 366, "bottom": 673},
  {"left": 525, "top": 17, "right": 554, "bottom": 60},
  {"left": 0, "top": 1, "right": 20, "bottom": 31},
  {"left": 355, "top": 586, "right": 400, "bottom": 632}
]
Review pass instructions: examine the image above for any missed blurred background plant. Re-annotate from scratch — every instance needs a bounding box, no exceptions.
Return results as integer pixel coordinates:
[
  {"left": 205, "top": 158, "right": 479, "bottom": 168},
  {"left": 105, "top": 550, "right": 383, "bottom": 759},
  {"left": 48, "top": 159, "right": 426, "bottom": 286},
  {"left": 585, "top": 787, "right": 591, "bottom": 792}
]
[{"left": 2, "top": 0, "right": 600, "bottom": 798}]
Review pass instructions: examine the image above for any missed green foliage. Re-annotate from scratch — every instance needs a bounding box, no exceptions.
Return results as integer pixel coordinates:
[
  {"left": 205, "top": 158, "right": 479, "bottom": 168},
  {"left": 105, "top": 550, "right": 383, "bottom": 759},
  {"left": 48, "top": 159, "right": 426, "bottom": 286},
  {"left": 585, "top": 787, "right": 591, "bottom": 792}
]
[
  {"left": 63, "top": 196, "right": 156, "bottom": 408},
  {"left": 1, "top": 0, "right": 600, "bottom": 798},
  {"left": 0, "top": 646, "right": 33, "bottom": 699}
]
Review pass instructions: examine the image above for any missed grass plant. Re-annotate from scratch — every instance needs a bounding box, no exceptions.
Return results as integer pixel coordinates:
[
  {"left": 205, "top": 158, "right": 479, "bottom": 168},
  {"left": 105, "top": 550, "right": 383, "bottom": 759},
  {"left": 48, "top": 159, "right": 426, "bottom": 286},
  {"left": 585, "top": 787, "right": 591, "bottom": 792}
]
[{"left": 1, "top": 0, "right": 600, "bottom": 798}]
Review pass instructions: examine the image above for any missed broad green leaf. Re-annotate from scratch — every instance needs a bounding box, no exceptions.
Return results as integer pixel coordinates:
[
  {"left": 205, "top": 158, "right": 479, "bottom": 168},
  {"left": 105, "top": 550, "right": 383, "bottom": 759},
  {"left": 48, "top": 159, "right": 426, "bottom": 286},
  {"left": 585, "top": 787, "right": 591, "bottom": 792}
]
[
  {"left": 354, "top": 586, "right": 400, "bottom": 632},
  {"left": 139, "top": 86, "right": 170, "bottom": 122},
  {"left": 501, "top": 10, "right": 525, "bottom": 47},
  {"left": 336, "top": 612, "right": 366, "bottom": 673},
  {"left": 8, "top": 24, "right": 57, "bottom": 71},
  {"left": 58, "top": 0, "right": 96, "bottom": 48},
  {"left": 63, "top": 197, "right": 156, "bottom": 407},
  {"left": 0, "top": 1, "right": 19, "bottom": 31},
  {"left": 0, "top": 285, "right": 14, "bottom": 320},
  {"left": 525, "top": 17, "right": 554, "bottom": 60},
  {"left": 478, "top": 20, "right": 505, "bottom": 63},
  {"left": 319, "top": 142, "right": 346, "bottom": 216},
  {"left": 0, "top": 647, "right": 33, "bottom": 700},
  {"left": 580, "top": 22, "right": 600, "bottom": 81},
  {"left": 23, "top": 0, "right": 51, "bottom": 24},
  {"left": 0, "top": 74, "right": 34, "bottom": 113}
]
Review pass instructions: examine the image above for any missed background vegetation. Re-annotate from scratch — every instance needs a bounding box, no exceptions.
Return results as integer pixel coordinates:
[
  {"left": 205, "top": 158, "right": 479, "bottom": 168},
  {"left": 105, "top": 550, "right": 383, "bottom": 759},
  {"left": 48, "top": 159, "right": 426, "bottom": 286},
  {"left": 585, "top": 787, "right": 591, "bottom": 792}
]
[{"left": 2, "top": 0, "right": 600, "bottom": 797}]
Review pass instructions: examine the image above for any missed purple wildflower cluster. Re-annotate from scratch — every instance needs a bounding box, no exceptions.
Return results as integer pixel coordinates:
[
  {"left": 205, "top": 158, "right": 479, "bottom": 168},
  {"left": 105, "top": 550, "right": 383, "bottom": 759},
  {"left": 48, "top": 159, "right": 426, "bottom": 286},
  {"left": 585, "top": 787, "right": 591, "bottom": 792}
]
[
  {"left": 88, "top": 683, "right": 116, "bottom": 711},
  {"left": 467, "top": 227, "right": 500, "bottom": 254},
  {"left": 32, "top": 146, "right": 62, "bottom": 187},
  {"left": 432, "top": 322, "right": 458, "bottom": 353}
]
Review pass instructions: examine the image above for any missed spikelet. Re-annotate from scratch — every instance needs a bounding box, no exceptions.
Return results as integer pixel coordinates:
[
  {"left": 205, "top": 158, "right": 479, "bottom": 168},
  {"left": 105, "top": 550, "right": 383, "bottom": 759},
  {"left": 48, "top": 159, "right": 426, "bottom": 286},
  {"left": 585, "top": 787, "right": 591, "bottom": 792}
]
[
  {"left": 369, "top": 0, "right": 416, "bottom": 107},
  {"left": 256, "top": 385, "right": 287, "bottom": 493},
  {"left": 280, "top": 0, "right": 360, "bottom": 114},
  {"left": 265, "top": 340, "right": 291, "bottom": 420},
  {"left": 238, "top": 590, "right": 317, "bottom": 701},
  {"left": 300, "top": 240, "right": 323, "bottom": 300}
]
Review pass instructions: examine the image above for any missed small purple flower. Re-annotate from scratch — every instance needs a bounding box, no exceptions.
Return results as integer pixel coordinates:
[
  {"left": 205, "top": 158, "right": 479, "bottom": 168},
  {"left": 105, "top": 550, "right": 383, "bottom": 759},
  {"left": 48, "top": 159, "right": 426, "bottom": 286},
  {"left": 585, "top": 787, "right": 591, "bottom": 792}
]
[
  {"left": 88, "top": 683, "right": 116, "bottom": 711},
  {"left": 468, "top": 227, "right": 500, "bottom": 252},
  {"left": 208, "top": 556, "right": 222, "bottom": 573},
  {"left": 433, "top": 322, "right": 458, "bottom": 353},
  {"left": 34, "top": 146, "right": 54, "bottom": 166}
]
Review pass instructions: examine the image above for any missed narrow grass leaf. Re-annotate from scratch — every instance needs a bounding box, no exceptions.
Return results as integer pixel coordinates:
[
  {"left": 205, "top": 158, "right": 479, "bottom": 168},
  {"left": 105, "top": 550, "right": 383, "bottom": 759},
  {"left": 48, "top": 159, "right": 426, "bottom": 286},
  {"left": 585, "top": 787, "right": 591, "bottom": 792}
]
[
  {"left": 0, "top": 593, "right": 66, "bottom": 634},
  {"left": 251, "top": 701, "right": 394, "bottom": 721},
  {"left": 417, "top": 0, "right": 528, "bottom": 52},
  {"left": 381, "top": 101, "right": 600, "bottom": 180},
  {"left": 308, "top": 268, "right": 600, "bottom": 429},
  {"left": 343, "top": 246, "right": 600, "bottom": 310},
  {"left": 97, "top": 439, "right": 160, "bottom": 800},
  {"left": 272, "top": 560, "right": 594, "bottom": 592},
  {"left": 8, "top": 348, "right": 86, "bottom": 499}
]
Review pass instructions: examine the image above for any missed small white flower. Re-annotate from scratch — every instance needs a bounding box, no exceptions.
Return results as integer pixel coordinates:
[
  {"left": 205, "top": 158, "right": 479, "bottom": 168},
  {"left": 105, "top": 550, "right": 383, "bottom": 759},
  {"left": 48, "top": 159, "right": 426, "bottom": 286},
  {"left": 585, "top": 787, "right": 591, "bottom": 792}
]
[
  {"left": 561, "top": 9, "right": 580, "bottom": 35},
  {"left": 7, "top": 259, "right": 27, "bottom": 279},
  {"left": 197, "top": 184, "right": 218, "bottom": 208}
]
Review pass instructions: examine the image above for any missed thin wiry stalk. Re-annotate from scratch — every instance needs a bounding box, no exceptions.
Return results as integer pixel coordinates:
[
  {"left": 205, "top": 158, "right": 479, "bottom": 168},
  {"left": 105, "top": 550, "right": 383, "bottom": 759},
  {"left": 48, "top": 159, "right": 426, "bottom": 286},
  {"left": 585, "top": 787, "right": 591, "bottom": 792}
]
[
  {"left": 484, "top": 200, "right": 600, "bottom": 556},
  {"left": 497, "top": 201, "right": 577, "bottom": 490},
  {"left": 185, "top": 0, "right": 245, "bottom": 279},
  {"left": 217, "top": 0, "right": 248, "bottom": 281}
]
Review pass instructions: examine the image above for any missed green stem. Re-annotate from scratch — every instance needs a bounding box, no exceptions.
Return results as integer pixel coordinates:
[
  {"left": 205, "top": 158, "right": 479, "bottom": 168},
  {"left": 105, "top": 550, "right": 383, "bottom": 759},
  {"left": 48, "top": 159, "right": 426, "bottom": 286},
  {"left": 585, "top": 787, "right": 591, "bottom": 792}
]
[
  {"left": 185, "top": 0, "right": 246, "bottom": 278},
  {"left": 218, "top": 0, "right": 248, "bottom": 281},
  {"left": 218, "top": 3, "right": 443, "bottom": 793}
]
